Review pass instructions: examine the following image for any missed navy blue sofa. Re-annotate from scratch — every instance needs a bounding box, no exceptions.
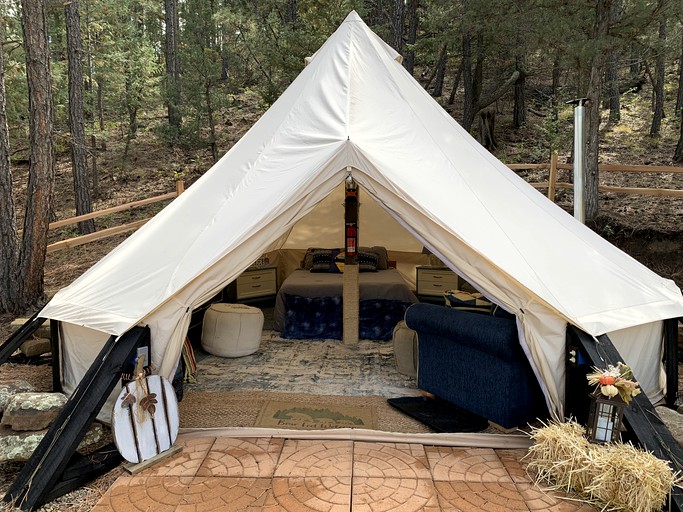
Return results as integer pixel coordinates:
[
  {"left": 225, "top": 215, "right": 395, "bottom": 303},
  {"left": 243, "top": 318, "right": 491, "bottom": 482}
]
[{"left": 404, "top": 303, "right": 548, "bottom": 429}]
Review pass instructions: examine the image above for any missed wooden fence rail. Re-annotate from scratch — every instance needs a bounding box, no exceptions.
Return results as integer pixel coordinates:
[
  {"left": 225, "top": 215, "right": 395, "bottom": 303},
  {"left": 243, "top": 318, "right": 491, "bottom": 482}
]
[
  {"left": 46, "top": 180, "right": 184, "bottom": 254},
  {"left": 46, "top": 159, "right": 683, "bottom": 254},
  {"left": 507, "top": 154, "right": 683, "bottom": 201}
]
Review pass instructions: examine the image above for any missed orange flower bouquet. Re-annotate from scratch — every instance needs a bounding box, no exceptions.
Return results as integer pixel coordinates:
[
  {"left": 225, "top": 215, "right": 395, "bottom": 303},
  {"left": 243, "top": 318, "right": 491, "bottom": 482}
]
[{"left": 586, "top": 362, "right": 641, "bottom": 404}]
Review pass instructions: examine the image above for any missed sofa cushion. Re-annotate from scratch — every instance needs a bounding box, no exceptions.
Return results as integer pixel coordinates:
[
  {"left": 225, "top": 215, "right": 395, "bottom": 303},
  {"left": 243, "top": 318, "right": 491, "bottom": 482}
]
[{"left": 405, "top": 303, "right": 518, "bottom": 360}]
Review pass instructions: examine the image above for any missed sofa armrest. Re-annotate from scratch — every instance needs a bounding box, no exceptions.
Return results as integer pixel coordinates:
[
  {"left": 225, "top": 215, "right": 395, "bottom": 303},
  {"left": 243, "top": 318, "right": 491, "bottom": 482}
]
[{"left": 404, "top": 303, "right": 519, "bottom": 360}]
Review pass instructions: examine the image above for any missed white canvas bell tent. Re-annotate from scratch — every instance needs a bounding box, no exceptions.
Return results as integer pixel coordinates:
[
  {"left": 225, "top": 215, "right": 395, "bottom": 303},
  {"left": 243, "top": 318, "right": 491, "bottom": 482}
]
[{"left": 39, "top": 11, "right": 683, "bottom": 423}]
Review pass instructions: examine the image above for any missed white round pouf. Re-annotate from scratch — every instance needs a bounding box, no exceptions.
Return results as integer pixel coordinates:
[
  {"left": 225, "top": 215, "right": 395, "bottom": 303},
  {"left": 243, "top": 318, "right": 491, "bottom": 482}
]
[{"left": 201, "top": 303, "right": 264, "bottom": 357}]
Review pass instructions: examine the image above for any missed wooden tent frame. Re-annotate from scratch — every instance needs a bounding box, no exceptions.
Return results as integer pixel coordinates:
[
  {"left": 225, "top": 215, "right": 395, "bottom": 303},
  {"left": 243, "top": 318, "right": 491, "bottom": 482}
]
[{"left": 1, "top": 321, "right": 149, "bottom": 511}]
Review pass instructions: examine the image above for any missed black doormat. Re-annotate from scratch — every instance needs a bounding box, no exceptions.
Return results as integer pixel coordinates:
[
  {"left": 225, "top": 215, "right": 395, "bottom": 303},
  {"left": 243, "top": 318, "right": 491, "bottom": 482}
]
[{"left": 387, "top": 396, "right": 489, "bottom": 433}]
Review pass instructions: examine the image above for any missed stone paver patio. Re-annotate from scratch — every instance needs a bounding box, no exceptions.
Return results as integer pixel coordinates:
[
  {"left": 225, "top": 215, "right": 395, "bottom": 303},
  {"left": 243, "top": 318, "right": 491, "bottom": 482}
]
[{"left": 92, "top": 435, "right": 597, "bottom": 512}]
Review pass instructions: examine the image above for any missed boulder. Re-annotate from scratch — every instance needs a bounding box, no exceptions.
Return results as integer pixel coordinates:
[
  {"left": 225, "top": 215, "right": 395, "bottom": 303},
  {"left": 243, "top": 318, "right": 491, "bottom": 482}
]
[
  {"left": 10, "top": 318, "right": 51, "bottom": 340},
  {"left": 0, "top": 422, "right": 104, "bottom": 463},
  {"left": 19, "top": 337, "right": 52, "bottom": 357},
  {"left": 1, "top": 392, "right": 68, "bottom": 431},
  {"left": 0, "top": 379, "right": 35, "bottom": 414}
]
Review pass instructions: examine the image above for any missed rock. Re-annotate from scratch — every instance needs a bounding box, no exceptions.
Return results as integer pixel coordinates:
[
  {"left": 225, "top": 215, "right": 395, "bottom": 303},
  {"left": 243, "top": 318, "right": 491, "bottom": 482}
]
[
  {"left": 1, "top": 392, "right": 68, "bottom": 431},
  {"left": 20, "top": 337, "right": 52, "bottom": 357},
  {"left": 656, "top": 406, "right": 683, "bottom": 447},
  {"left": 0, "top": 379, "right": 35, "bottom": 414},
  {"left": 10, "top": 317, "right": 51, "bottom": 340},
  {"left": 0, "top": 422, "right": 105, "bottom": 463}
]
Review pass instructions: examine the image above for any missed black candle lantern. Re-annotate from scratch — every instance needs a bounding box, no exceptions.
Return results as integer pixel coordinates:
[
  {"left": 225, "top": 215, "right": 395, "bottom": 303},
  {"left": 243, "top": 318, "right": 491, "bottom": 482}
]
[{"left": 586, "top": 389, "right": 626, "bottom": 444}]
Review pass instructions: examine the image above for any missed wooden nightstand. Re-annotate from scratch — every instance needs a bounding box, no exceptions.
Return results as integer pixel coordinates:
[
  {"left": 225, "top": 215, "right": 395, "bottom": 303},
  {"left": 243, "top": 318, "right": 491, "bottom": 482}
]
[
  {"left": 226, "top": 266, "right": 278, "bottom": 302},
  {"left": 416, "top": 266, "right": 459, "bottom": 302}
]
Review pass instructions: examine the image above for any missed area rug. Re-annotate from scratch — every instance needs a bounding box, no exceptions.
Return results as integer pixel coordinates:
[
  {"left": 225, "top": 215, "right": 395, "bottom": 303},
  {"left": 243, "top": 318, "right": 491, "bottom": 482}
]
[
  {"left": 179, "top": 391, "right": 433, "bottom": 433},
  {"left": 186, "top": 330, "right": 422, "bottom": 398},
  {"left": 254, "top": 400, "right": 377, "bottom": 430}
]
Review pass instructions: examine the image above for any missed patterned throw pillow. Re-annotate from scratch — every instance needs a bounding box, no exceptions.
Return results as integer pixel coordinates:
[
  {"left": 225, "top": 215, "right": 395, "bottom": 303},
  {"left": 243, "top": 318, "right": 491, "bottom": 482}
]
[
  {"left": 359, "top": 246, "right": 388, "bottom": 270},
  {"left": 358, "top": 251, "right": 378, "bottom": 272},
  {"left": 310, "top": 250, "right": 342, "bottom": 273},
  {"left": 302, "top": 248, "right": 327, "bottom": 270}
]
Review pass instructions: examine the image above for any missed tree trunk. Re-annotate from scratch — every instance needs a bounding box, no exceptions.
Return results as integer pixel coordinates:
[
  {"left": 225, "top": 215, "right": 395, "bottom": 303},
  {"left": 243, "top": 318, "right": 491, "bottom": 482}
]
[
  {"left": 650, "top": 20, "right": 665, "bottom": 136},
  {"left": 431, "top": 44, "right": 447, "bottom": 97},
  {"left": 65, "top": 0, "right": 95, "bottom": 235},
  {"left": 0, "top": 26, "right": 21, "bottom": 313},
  {"left": 674, "top": 113, "right": 683, "bottom": 163},
  {"left": 462, "top": 33, "right": 475, "bottom": 131},
  {"left": 513, "top": 53, "right": 526, "bottom": 128},
  {"left": 478, "top": 111, "right": 497, "bottom": 151},
  {"left": 605, "top": 51, "right": 620, "bottom": 122},
  {"left": 205, "top": 83, "right": 217, "bottom": 163},
  {"left": 287, "top": 0, "right": 297, "bottom": 24},
  {"left": 473, "top": 32, "right": 484, "bottom": 105},
  {"left": 127, "top": 78, "right": 138, "bottom": 139},
  {"left": 447, "top": 59, "right": 463, "bottom": 105},
  {"left": 605, "top": 0, "right": 621, "bottom": 122},
  {"left": 83, "top": 2, "right": 101, "bottom": 197},
  {"left": 462, "top": 29, "right": 518, "bottom": 133},
  {"left": 402, "top": 0, "right": 418, "bottom": 75},
  {"left": 551, "top": 55, "right": 560, "bottom": 121},
  {"left": 391, "top": 0, "right": 404, "bottom": 54},
  {"left": 584, "top": 0, "right": 612, "bottom": 223},
  {"left": 164, "top": 0, "right": 182, "bottom": 132},
  {"left": 629, "top": 46, "right": 641, "bottom": 82},
  {"left": 676, "top": 30, "right": 683, "bottom": 116},
  {"left": 19, "top": 0, "right": 55, "bottom": 309}
]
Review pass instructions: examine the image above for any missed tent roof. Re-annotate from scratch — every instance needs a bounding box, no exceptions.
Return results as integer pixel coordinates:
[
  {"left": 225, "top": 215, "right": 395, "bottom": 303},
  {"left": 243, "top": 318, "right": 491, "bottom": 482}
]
[{"left": 40, "top": 11, "right": 683, "bottom": 338}]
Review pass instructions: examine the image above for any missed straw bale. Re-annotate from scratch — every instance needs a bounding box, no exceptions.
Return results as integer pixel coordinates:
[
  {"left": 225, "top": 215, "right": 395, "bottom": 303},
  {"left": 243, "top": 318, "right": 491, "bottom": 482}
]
[{"left": 525, "top": 420, "right": 681, "bottom": 512}]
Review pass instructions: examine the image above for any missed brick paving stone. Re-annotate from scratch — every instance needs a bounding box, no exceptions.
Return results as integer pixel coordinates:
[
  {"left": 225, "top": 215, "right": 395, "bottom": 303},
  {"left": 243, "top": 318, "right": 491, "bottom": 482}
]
[
  {"left": 196, "top": 437, "right": 284, "bottom": 478},
  {"left": 351, "top": 476, "right": 441, "bottom": 512},
  {"left": 353, "top": 442, "right": 431, "bottom": 479},
  {"left": 516, "top": 482, "right": 599, "bottom": 511},
  {"left": 495, "top": 448, "right": 533, "bottom": 483},
  {"left": 426, "top": 446, "right": 512, "bottom": 483},
  {"left": 176, "top": 476, "right": 274, "bottom": 511},
  {"left": 434, "top": 480, "right": 527, "bottom": 512},
  {"left": 275, "top": 439, "right": 353, "bottom": 478},
  {"left": 92, "top": 436, "right": 603, "bottom": 512},
  {"left": 91, "top": 476, "right": 189, "bottom": 512},
  {"left": 138, "top": 436, "right": 216, "bottom": 478},
  {"left": 270, "top": 476, "right": 351, "bottom": 511}
]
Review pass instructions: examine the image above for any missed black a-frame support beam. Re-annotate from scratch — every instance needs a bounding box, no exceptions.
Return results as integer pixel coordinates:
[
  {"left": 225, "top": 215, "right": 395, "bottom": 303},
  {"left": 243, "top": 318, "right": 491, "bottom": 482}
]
[
  {"left": 3, "top": 326, "right": 149, "bottom": 511},
  {"left": 0, "top": 311, "right": 46, "bottom": 365},
  {"left": 567, "top": 325, "right": 683, "bottom": 512}
]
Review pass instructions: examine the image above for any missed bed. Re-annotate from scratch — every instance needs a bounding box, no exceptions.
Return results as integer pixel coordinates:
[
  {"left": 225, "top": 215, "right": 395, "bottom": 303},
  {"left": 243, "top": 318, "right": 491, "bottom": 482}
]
[{"left": 273, "top": 247, "right": 418, "bottom": 340}]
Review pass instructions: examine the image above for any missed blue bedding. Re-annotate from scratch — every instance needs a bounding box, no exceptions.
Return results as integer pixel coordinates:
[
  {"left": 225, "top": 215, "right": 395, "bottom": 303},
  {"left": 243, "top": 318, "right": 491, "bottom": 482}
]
[
  {"left": 273, "top": 269, "right": 418, "bottom": 340},
  {"left": 281, "top": 295, "right": 413, "bottom": 340}
]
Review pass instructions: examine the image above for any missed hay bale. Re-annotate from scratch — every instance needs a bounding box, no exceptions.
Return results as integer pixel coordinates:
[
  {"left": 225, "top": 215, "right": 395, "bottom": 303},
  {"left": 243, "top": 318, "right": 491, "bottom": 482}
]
[{"left": 525, "top": 420, "right": 681, "bottom": 512}]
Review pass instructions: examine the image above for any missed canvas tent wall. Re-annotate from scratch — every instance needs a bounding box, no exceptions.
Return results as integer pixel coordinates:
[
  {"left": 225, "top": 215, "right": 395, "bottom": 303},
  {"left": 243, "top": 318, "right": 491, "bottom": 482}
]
[
  {"left": 39, "top": 11, "right": 683, "bottom": 423},
  {"left": 269, "top": 182, "right": 428, "bottom": 288}
]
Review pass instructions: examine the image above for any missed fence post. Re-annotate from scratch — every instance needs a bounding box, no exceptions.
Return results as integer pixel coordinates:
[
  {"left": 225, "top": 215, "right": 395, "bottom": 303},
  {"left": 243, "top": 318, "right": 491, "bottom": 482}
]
[
  {"left": 548, "top": 151, "right": 558, "bottom": 202},
  {"left": 175, "top": 180, "right": 185, "bottom": 196}
]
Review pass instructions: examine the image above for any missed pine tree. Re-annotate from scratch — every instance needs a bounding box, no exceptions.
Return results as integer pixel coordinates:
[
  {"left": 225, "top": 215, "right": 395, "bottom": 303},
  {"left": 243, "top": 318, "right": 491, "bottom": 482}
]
[{"left": 65, "top": 0, "right": 96, "bottom": 234}]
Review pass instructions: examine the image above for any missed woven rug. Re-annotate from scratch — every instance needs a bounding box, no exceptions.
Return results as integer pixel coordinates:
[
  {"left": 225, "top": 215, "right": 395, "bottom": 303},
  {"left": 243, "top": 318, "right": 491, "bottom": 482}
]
[{"left": 179, "top": 391, "right": 434, "bottom": 433}]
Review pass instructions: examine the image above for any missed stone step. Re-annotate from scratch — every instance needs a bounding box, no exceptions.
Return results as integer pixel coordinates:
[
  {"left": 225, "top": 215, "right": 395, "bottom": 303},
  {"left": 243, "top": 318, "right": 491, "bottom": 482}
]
[
  {"left": 0, "top": 422, "right": 104, "bottom": 463},
  {"left": 1, "top": 392, "right": 68, "bottom": 431},
  {"left": 10, "top": 317, "right": 51, "bottom": 340}
]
